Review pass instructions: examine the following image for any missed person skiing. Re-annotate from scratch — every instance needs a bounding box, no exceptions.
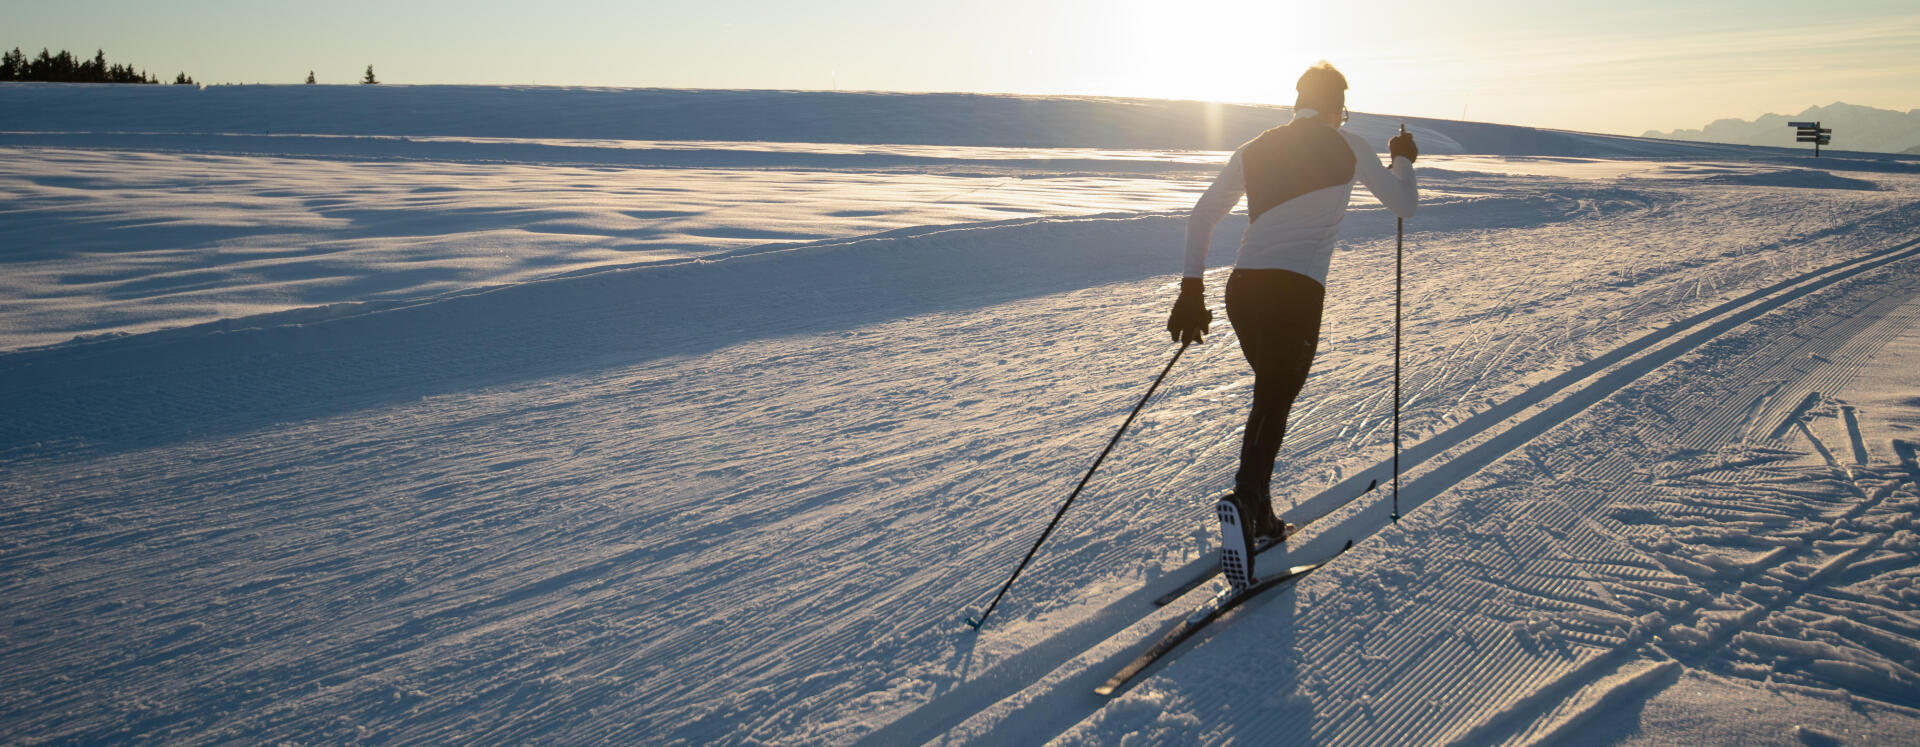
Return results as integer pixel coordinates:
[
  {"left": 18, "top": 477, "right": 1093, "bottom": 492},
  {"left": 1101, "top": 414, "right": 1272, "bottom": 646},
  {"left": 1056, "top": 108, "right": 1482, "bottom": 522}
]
[{"left": 1165, "top": 61, "right": 1418, "bottom": 588}]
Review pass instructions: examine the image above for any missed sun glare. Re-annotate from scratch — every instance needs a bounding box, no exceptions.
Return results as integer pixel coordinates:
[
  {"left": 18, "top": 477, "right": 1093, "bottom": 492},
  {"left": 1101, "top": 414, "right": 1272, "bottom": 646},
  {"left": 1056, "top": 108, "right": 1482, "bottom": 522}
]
[{"left": 1116, "top": 0, "right": 1354, "bottom": 105}]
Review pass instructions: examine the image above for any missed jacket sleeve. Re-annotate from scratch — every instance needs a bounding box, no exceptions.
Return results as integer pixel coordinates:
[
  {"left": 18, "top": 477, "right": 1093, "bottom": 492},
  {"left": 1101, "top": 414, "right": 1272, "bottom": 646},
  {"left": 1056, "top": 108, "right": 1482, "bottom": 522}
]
[
  {"left": 1345, "top": 130, "right": 1417, "bottom": 220},
  {"left": 1183, "top": 149, "right": 1246, "bottom": 278}
]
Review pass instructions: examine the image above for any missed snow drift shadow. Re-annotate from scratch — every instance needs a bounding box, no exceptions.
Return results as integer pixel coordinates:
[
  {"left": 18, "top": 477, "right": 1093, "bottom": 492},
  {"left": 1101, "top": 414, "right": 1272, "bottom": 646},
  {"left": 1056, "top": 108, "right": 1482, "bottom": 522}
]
[
  {"left": 0, "top": 214, "right": 1180, "bottom": 458},
  {"left": 0, "top": 190, "right": 1599, "bottom": 459},
  {"left": 1702, "top": 169, "right": 1882, "bottom": 191}
]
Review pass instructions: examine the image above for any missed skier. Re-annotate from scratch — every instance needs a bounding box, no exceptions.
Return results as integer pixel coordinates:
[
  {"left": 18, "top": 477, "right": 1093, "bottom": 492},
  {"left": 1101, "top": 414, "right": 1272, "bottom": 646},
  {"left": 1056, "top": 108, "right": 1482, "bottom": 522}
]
[{"left": 1165, "top": 61, "right": 1418, "bottom": 588}]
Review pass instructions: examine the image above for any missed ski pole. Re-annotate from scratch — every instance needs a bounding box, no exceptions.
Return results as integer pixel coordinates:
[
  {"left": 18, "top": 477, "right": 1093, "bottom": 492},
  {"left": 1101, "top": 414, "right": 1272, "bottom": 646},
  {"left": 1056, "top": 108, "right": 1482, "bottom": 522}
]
[
  {"left": 1392, "top": 124, "right": 1405, "bottom": 524},
  {"left": 967, "top": 340, "right": 1192, "bottom": 630}
]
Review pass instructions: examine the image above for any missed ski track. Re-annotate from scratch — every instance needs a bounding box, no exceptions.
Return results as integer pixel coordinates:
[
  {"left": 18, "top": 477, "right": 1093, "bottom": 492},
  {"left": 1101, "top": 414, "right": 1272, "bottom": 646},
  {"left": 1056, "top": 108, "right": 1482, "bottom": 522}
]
[
  {"left": 1035, "top": 278, "right": 1920, "bottom": 744},
  {"left": 3, "top": 141, "right": 1919, "bottom": 742},
  {"left": 890, "top": 216, "right": 1920, "bottom": 745}
]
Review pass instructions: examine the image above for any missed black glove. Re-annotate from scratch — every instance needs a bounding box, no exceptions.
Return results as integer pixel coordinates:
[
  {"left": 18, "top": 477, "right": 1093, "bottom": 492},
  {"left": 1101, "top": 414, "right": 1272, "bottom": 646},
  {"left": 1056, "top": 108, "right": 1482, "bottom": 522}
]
[
  {"left": 1166, "top": 277, "right": 1211, "bottom": 344},
  {"left": 1389, "top": 126, "right": 1418, "bottom": 164}
]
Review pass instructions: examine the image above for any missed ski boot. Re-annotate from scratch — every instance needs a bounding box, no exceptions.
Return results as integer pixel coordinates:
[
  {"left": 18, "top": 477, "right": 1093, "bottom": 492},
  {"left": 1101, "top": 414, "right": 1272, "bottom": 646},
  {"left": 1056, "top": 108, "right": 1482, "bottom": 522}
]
[
  {"left": 1249, "top": 503, "right": 1294, "bottom": 545},
  {"left": 1230, "top": 486, "right": 1293, "bottom": 544},
  {"left": 1214, "top": 492, "right": 1259, "bottom": 591}
]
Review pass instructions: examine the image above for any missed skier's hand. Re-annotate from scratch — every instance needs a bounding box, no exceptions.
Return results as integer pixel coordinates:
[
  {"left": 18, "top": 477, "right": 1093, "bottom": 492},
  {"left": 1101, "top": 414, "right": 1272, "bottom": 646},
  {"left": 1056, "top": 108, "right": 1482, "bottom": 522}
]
[
  {"left": 1166, "top": 277, "right": 1212, "bottom": 344},
  {"left": 1389, "top": 127, "right": 1418, "bottom": 164}
]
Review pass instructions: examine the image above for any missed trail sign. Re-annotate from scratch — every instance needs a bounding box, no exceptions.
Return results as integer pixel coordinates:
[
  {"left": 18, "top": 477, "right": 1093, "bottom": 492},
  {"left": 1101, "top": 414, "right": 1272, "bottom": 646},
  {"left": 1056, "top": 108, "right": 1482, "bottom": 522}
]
[{"left": 1790, "top": 121, "right": 1831, "bottom": 156}]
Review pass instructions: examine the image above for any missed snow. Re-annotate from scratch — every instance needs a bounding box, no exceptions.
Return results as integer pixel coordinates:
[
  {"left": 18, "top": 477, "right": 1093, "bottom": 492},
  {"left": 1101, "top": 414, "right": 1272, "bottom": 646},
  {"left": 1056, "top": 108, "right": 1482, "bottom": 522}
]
[
  {"left": 0, "top": 144, "right": 1219, "bottom": 350},
  {"left": 3, "top": 83, "right": 1919, "bottom": 744}
]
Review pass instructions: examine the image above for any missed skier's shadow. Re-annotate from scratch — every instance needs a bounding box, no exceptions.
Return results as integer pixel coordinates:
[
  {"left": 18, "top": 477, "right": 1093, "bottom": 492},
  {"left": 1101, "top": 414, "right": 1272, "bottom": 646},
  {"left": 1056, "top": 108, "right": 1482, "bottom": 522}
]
[{"left": 1220, "top": 564, "right": 1323, "bottom": 741}]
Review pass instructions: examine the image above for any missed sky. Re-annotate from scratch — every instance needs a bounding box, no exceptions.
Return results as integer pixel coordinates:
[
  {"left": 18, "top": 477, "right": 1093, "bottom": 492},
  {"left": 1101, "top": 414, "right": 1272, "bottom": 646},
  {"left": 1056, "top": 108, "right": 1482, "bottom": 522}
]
[{"left": 8, "top": 0, "right": 1918, "bottom": 136}]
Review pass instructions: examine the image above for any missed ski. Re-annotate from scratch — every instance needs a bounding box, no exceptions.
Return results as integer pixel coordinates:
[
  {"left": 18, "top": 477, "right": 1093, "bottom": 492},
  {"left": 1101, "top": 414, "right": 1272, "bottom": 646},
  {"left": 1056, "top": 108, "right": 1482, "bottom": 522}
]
[
  {"left": 1154, "top": 527, "right": 1293, "bottom": 606},
  {"left": 1152, "top": 479, "right": 1374, "bottom": 606},
  {"left": 1096, "top": 539, "right": 1354, "bottom": 697}
]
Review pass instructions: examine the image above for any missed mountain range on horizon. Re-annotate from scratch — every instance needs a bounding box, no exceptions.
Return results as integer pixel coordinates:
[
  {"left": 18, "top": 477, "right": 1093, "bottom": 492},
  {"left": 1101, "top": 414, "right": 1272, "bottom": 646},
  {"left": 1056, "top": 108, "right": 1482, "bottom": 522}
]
[{"left": 1645, "top": 102, "right": 1920, "bottom": 155}]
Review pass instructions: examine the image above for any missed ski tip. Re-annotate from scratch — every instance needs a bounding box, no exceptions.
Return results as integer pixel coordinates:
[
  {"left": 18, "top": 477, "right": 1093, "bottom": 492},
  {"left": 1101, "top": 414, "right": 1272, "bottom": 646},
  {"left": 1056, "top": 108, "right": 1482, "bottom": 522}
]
[{"left": 964, "top": 616, "right": 983, "bottom": 630}]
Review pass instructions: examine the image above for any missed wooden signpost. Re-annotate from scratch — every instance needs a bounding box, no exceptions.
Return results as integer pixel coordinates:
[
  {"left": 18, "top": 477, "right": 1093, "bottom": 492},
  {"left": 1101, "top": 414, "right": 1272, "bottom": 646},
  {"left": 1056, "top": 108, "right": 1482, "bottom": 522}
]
[{"left": 1789, "top": 121, "right": 1832, "bottom": 156}]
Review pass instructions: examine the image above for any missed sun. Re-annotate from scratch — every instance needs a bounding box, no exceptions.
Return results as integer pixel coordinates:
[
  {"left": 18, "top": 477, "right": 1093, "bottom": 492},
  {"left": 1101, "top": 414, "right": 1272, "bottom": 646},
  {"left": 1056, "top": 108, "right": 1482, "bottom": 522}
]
[{"left": 1112, "top": 0, "right": 1356, "bottom": 105}]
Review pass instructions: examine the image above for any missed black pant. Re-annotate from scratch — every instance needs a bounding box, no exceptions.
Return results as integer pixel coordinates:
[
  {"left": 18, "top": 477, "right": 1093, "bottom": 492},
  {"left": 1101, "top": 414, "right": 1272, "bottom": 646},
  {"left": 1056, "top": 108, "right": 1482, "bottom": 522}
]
[{"left": 1225, "top": 269, "right": 1325, "bottom": 498}]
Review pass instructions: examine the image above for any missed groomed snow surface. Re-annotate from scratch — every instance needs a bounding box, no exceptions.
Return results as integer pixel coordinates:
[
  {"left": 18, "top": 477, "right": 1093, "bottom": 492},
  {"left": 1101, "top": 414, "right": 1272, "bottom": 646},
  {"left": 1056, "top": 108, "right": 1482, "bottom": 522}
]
[{"left": 3, "top": 85, "right": 1919, "bottom": 744}]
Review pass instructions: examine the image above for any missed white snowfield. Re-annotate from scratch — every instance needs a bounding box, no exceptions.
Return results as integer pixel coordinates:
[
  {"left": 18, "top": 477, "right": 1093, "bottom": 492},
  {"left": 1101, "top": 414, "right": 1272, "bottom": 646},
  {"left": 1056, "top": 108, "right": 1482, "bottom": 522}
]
[{"left": 2, "top": 85, "right": 1919, "bottom": 745}]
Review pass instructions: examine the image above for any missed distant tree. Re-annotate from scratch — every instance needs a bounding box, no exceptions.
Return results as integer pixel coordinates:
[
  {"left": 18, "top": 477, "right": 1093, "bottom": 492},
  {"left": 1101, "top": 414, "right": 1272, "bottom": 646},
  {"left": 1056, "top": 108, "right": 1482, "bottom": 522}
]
[
  {"left": 27, "top": 49, "right": 71, "bottom": 81},
  {"left": 362, "top": 65, "right": 377, "bottom": 84},
  {"left": 0, "top": 48, "right": 22, "bottom": 81},
  {"left": 173, "top": 72, "right": 195, "bottom": 85},
  {"left": 306, "top": 70, "right": 316, "bottom": 84},
  {"left": 2, "top": 46, "right": 165, "bottom": 84}
]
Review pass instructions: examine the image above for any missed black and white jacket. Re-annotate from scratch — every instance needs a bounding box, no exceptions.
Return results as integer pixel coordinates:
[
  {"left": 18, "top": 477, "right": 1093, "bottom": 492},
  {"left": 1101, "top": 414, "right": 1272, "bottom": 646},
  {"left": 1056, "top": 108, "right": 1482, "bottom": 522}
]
[{"left": 1184, "top": 111, "right": 1418, "bottom": 284}]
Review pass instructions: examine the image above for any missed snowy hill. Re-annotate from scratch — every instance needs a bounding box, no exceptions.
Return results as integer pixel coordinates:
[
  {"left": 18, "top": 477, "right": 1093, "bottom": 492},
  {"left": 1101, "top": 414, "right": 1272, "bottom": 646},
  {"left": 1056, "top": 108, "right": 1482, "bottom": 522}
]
[
  {"left": 2, "top": 82, "right": 1780, "bottom": 156},
  {"left": 3, "top": 85, "right": 1919, "bottom": 744},
  {"left": 0, "top": 85, "right": 1866, "bottom": 353},
  {"left": 1646, "top": 102, "right": 1920, "bottom": 155}
]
